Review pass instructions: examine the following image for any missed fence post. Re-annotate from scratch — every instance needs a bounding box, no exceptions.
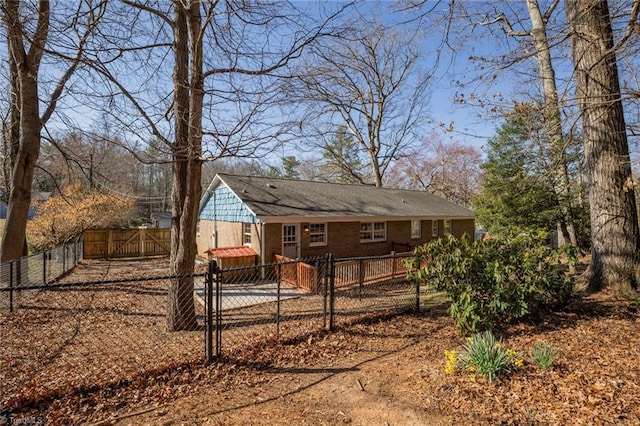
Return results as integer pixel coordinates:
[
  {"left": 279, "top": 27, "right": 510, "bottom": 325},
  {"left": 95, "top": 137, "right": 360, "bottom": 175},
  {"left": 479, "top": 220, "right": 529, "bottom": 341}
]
[
  {"left": 43, "top": 251, "right": 47, "bottom": 284},
  {"left": 276, "top": 262, "right": 282, "bottom": 340},
  {"left": 391, "top": 253, "right": 396, "bottom": 279},
  {"left": 205, "top": 260, "right": 216, "bottom": 364},
  {"left": 9, "top": 261, "right": 14, "bottom": 313},
  {"left": 216, "top": 264, "right": 222, "bottom": 358},
  {"left": 328, "top": 253, "right": 335, "bottom": 331},
  {"left": 415, "top": 276, "right": 420, "bottom": 314},
  {"left": 358, "top": 258, "right": 364, "bottom": 301},
  {"left": 321, "top": 258, "right": 327, "bottom": 329}
]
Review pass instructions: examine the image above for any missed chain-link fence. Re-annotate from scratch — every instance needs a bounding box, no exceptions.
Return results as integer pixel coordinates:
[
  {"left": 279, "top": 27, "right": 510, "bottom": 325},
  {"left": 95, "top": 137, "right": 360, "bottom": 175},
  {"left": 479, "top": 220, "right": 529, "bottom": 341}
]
[
  {"left": 202, "top": 257, "right": 328, "bottom": 360},
  {"left": 0, "top": 241, "right": 83, "bottom": 312},
  {"left": 0, "top": 260, "right": 206, "bottom": 413},
  {"left": 332, "top": 254, "right": 419, "bottom": 327},
  {"left": 1, "top": 252, "right": 431, "bottom": 414},
  {"left": 206, "top": 252, "right": 427, "bottom": 362}
]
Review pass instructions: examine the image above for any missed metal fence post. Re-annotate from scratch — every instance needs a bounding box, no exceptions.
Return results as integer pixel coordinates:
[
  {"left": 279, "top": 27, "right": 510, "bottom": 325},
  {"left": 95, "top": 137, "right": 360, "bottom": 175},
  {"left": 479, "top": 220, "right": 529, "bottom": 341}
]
[
  {"left": 43, "top": 250, "right": 48, "bottom": 284},
  {"left": 276, "top": 262, "right": 282, "bottom": 340},
  {"left": 391, "top": 253, "right": 397, "bottom": 278},
  {"left": 328, "top": 253, "right": 335, "bottom": 331},
  {"left": 9, "top": 261, "right": 14, "bottom": 313},
  {"left": 415, "top": 277, "right": 420, "bottom": 314},
  {"left": 321, "top": 257, "right": 327, "bottom": 329},
  {"left": 205, "top": 260, "right": 216, "bottom": 364},
  {"left": 215, "top": 264, "right": 222, "bottom": 358},
  {"left": 358, "top": 258, "right": 364, "bottom": 301}
]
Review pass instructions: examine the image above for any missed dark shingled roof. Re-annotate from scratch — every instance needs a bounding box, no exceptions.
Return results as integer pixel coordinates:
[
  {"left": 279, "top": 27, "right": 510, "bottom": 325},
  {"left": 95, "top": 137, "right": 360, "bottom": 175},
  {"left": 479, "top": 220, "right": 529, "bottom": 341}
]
[{"left": 209, "top": 173, "right": 473, "bottom": 221}]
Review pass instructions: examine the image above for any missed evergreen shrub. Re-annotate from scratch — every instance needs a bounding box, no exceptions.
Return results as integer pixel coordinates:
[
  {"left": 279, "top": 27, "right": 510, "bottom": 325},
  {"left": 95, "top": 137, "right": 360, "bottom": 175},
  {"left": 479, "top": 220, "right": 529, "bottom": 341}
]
[{"left": 405, "top": 231, "right": 577, "bottom": 333}]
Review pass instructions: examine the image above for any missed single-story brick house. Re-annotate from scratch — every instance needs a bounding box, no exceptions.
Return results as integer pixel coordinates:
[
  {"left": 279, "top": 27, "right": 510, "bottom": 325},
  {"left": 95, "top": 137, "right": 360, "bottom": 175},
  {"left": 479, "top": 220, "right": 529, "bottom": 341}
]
[{"left": 197, "top": 173, "right": 474, "bottom": 263}]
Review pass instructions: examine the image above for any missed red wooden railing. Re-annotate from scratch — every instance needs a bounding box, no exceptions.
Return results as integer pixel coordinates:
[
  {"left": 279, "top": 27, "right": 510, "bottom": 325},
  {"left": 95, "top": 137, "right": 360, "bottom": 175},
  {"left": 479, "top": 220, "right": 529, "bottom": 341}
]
[
  {"left": 273, "top": 253, "right": 411, "bottom": 294},
  {"left": 273, "top": 255, "right": 319, "bottom": 294}
]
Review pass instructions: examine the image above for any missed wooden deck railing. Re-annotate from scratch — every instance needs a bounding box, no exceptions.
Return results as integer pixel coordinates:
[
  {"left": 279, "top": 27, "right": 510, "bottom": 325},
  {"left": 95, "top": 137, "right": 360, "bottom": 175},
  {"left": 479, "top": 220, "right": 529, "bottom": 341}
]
[
  {"left": 333, "top": 256, "right": 408, "bottom": 289},
  {"left": 273, "top": 255, "right": 320, "bottom": 294},
  {"left": 273, "top": 253, "right": 411, "bottom": 295}
]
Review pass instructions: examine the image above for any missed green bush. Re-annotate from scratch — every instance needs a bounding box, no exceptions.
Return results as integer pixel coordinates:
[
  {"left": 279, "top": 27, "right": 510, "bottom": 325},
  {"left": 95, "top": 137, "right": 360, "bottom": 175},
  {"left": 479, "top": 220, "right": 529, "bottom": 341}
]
[{"left": 405, "top": 231, "right": 576, "bottom": 333}]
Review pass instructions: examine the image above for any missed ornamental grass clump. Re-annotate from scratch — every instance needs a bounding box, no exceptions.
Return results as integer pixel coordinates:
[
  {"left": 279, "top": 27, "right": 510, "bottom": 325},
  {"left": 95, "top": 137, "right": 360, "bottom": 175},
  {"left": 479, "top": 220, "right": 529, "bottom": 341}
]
[
  {"left": 530, "top": 341, "right": 557, "bottom": 370},
  {"left": 456, "top": 331, "right": 522, "bottom": 383}
]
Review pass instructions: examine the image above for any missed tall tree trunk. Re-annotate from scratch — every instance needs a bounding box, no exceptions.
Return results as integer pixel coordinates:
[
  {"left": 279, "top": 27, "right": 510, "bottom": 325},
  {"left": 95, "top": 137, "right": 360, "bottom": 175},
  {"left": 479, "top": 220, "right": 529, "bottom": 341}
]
[
  {"left": 3, "top": 47, "right": 20, "bottom": 194},
  {"left": 0, "top": 0, "right": 49, "bottom": 263},
  {"left": 527, "top": 0, "right": 579, "bottom": 247},
  {"left": 566, "top": 0, "right": 640, "bottom": 294},
  {"left": 167, "top": 0, "right": 203, "bottom": 331},
  {"left": 370, "top": 155, "right": 383, "bottom": 187}
]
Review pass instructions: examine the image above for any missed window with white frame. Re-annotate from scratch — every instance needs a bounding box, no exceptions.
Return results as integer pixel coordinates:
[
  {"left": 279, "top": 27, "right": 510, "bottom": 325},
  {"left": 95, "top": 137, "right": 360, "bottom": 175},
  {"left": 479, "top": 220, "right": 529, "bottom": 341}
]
[
  {"left": 411, "top": 220, "right": 421, "bottom": 239},
  {"left": 309, "top": 223, "right": 327, "bottom": 246},
  {"left": 431, "top": 220, "right": 439, "bottom": 237},
  {"left": 444, "top": 219, "right": 452, "bottom": 236},
  {"left": 360, "top": 221, "right": 386, "bottom": 242},
  {"left": 243, "top": 222, "right": 252, "bottom": 245}
]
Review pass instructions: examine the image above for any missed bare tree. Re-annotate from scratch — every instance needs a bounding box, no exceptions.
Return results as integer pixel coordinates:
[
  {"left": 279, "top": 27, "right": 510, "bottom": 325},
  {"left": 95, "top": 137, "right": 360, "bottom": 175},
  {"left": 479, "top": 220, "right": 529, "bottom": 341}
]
[
  {"left": 1, "top": 0, "right": 50, "bottom": 261},
  {"left": 35, "top": 131, "right": 141, "bottom": 196},
  {"left": 525, "top": 0, "right": 579, "bottom": 246},
  {"left": 388, "top": 134, "right": 483, "bottom": 209},
  {"left": 566, "top": 0, "right": 640, "bottom": 294},
  {"left": 79, "top": 0, "right": 349, "bottom": 330},
  {"left": 0, "top": 0, "right": 105, "bottom": 262},
  {"left": 285, "top": 16, "right": 432, "bottom": 187}
]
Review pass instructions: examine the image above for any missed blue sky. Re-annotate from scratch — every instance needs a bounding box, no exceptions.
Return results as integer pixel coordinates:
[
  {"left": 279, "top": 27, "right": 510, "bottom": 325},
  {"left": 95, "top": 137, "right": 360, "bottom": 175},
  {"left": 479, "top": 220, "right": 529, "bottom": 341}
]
[
  {"left": 21, "top": 0, "right": 506, "bottom": 158},
  {"left": 354, "top": 0, "right": 525, "bottom": 154},
  {"left": 26, "top": 1, "right": 622, "bottom": 164}
]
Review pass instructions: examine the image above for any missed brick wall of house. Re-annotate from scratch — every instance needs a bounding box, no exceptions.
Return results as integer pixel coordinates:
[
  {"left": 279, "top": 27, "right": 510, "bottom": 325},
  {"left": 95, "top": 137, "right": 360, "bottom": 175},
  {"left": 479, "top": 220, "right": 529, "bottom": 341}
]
[
  {"left": 298, "top": 219, "right": 474, "bottom": 259},
  {"left": 452, "top": 219, "right": 475, "bottom": 240},
  {"left": 198, "top": 218, "right": 475, "bottom": 261},
  {"left": 263, "top": 223, "right": 281, "bottom": 261}
]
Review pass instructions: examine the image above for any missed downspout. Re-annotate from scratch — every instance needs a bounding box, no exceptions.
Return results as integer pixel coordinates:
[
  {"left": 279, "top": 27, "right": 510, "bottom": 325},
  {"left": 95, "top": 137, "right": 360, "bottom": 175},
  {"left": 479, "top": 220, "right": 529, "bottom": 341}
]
[
  {"left": 260, "top": 222, "right": 265, "bottom": 266},
  {"left": 213, "top": 190, "right": 218, "bottom": 248},
  {"left": 260, "top": 221, "right": 266, "bottom": 280}
]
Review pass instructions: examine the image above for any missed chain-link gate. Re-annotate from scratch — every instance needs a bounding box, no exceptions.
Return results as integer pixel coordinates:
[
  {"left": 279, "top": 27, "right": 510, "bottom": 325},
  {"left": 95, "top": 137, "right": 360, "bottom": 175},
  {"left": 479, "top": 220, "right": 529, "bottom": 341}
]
[{"left": 205, "top": 252, "right": 423, "bottom": 363}]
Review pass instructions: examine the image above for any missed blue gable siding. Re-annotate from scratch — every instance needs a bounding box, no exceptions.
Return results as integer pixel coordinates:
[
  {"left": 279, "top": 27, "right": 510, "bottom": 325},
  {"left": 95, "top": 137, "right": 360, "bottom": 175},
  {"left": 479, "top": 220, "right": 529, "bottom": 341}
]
[{"left": 200, "top": 186, "right": 259, "bottom": 224}]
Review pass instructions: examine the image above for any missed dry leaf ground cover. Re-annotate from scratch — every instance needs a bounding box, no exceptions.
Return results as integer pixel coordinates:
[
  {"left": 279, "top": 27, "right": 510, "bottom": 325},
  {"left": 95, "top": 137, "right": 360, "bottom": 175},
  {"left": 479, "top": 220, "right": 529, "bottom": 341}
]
[{"left": 1, "top": 258, "right": 640, "bottom": 425}]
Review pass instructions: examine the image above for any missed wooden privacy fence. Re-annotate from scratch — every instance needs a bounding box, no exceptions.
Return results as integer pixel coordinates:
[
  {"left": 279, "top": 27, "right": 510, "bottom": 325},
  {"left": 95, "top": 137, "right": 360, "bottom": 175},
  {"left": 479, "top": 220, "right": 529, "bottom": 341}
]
[{"left": 83, "top": 228, "right": 171, "bottom": 259}]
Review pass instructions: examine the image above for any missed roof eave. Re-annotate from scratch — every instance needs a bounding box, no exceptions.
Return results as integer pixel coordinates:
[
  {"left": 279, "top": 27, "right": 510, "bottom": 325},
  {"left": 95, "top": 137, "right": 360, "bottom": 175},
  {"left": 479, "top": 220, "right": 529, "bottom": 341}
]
[{"left": 256, "top": 214, "right": 474, "bottom": 224}]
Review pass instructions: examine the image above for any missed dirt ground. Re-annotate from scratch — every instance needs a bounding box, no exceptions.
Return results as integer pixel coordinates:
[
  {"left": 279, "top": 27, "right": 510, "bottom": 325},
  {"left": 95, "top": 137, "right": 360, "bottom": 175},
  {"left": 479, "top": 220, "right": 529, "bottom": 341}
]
[
  {"left": 108, "top": 306, "right": 640, "bottom": 426},
  {"left": 3, "top": 259, "right": 640, "bottom": 425}
]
